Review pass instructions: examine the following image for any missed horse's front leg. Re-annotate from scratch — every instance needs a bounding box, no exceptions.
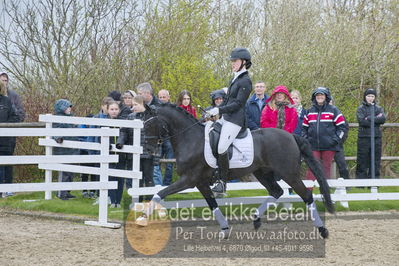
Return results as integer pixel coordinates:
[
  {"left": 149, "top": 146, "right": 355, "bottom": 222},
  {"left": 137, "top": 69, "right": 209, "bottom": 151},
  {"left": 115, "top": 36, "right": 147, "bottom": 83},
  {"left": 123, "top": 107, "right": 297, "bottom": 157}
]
[
  {"left": 196, "top": 181, "right": 230, "bottom": 239},
  {"left": 135, "top": 175, "right": 195, "bottom": 226}
]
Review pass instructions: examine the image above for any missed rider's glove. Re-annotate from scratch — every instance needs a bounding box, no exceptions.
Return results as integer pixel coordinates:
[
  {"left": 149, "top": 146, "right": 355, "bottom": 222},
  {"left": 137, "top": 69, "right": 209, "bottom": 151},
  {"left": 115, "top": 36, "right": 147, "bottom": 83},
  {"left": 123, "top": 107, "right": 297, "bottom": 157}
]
[{"left": 207, "top": 107, "right": 219, "bottom": 117}]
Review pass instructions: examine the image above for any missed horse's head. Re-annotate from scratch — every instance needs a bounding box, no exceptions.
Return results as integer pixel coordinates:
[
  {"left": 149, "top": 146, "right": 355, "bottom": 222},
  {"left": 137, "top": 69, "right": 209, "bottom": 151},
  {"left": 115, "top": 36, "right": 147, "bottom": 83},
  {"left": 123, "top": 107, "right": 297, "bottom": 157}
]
[{"left": 142, "top": 104, "right": 168, "bottom": 156}]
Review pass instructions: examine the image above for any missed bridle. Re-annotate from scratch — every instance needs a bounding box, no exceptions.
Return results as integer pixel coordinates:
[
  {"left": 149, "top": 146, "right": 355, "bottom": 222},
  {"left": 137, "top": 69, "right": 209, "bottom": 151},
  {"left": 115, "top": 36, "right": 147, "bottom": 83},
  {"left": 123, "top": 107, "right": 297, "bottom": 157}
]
[{"left": 143, "top": 114, "right": 203, "bottom": 144}]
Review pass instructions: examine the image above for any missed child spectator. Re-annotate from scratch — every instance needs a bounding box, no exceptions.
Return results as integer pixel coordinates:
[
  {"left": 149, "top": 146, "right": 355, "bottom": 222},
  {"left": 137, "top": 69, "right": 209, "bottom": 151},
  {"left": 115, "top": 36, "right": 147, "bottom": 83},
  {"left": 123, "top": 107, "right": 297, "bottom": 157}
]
[
  {"left": 177, "top": 90, "right": 197, "bottom": 118},
  {"left": 78, "top": 114, "right": 98, "bottom": 198},
  {"left": 108, "top": 90, "right": 132, "bottom": 119},
  {"left": 53, "top": 99, "right": 78, "bottom": 200},
  {"left": 260, "top": 85, "right": 297, "bottom": 133},
  {"left": 302, "top": 87, "right": 346, "bottom": 181},
  {"left": 291, "top": 89, "right": 306, "bottom": 136},
  {"left": 89, "top": 97, "right": 115, "bottom": 204},
  {"left": 106, "top": 100, "right": 125, "bottom": 208},
  {"left": 356, "top": 88, "right": 386, "bottom": 179},
  {"left": 116, "top": 95, "right": 155, "bottom": 201}
]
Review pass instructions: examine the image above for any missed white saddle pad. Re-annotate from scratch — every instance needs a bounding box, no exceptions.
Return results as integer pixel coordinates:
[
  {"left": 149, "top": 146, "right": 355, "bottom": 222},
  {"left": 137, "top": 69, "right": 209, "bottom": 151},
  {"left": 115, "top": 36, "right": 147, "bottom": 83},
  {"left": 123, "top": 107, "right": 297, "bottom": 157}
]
[{"left": 204, "top": 121, "right": 254, "bottom": 169}]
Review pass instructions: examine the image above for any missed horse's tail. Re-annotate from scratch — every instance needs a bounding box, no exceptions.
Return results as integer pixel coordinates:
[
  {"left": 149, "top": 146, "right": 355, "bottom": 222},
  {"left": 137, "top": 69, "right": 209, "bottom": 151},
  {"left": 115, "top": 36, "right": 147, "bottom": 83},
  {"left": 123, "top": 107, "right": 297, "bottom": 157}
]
[{"left": 293, "top": 134, "right": 335, "bottom": 214}]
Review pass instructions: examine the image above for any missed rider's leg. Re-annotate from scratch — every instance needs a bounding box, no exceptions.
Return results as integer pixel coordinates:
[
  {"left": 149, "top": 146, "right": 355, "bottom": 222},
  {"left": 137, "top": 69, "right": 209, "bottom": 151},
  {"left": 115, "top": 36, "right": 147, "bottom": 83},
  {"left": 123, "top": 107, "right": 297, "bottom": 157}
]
[{"left": 213, "top": 118, "right": 241, "bottom": 194}]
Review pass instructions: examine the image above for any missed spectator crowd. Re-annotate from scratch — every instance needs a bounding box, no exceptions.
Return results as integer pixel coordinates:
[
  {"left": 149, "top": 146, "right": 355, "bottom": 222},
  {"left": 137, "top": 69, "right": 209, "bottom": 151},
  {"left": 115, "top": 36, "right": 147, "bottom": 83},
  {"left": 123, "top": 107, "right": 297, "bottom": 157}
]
[{"left": 0, "top": 70, "right": 387, "bottom": 205}]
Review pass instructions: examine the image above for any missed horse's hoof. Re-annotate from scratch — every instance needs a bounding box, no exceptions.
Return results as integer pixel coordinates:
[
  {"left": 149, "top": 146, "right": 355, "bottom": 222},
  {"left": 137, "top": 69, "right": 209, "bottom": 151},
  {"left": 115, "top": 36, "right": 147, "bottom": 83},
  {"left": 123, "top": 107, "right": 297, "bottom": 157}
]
[
  {"left": 253, "top": 217, "right": 261, "bottom": 231},
  {"left": 135, "top": 216, "right": 148, "bottom": 227},
  {"left": 219, "top": 227, "right": 230, "bottom": 240},
  {"left": 158, "top": 208, "right": 167, "bottom": 218},
  {"left": 318, "top": 227, "right": 329, "bottom": 239}
]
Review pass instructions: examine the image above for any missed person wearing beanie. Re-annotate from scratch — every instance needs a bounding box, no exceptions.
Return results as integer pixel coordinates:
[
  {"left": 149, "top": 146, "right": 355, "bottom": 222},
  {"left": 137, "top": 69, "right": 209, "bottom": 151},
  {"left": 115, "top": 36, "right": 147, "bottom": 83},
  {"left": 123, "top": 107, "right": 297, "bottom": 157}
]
[
  {"left": 108, "top": 90, "right": 122, "bottom": 102},
  {"left": 202, "top": 89, "right": 226, "bottom": 122},
  {"left": 302, "top": 87, "right": 346, "bottom": 182},
  {"left": 53, "top": 99, "right": 78, "bottom": 200},
  {"left": 356, "top": 88, "right": 386, "bottom": 179}
]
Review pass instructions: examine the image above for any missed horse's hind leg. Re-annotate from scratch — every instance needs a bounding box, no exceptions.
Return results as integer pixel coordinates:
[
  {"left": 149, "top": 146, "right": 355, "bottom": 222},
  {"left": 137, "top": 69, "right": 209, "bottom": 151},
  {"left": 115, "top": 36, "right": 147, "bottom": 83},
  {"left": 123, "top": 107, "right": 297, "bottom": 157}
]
[
  {"left": 196, "top": 181, "right": 230, "bottom": 239},
  {"left": 252, "top": 169, "right": 283, "bottom": 230},
  {"left": 283, "top": 176, "right": 329, "bottom": 239}
]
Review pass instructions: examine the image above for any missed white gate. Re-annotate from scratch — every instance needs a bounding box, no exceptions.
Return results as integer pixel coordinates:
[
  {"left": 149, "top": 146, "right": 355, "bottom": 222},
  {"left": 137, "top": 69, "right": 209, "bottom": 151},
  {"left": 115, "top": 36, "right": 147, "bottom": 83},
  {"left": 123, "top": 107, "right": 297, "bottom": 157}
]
[{"left": 0, "top": 114, "right": 143, "bottom": 228}]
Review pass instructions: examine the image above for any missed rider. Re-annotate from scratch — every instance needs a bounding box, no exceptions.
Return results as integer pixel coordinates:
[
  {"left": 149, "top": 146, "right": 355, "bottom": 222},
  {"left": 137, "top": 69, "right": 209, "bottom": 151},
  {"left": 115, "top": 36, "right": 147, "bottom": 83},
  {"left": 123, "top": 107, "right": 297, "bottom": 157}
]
[{"left": 207, "top": 47, "right": 253, "bottom": 194}]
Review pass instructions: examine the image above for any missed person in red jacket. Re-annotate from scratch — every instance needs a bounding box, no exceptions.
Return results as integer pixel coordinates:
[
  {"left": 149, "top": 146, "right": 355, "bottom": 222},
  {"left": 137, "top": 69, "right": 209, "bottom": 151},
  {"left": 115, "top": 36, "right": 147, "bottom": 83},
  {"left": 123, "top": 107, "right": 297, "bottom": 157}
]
[
  {"left": 260, "top": 85, "right": 298, "bottom": 133},
  {"left": 177, "top": 90, "right": 197, "bottom": 118}
]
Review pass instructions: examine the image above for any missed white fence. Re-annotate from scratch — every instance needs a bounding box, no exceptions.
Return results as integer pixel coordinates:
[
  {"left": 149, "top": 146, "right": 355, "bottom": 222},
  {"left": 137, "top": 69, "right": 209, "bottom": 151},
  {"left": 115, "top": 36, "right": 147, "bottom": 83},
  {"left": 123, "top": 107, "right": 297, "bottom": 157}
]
[
  {"left": 0, "top": 114, "right": 143, "bottom": 228},
  {"left": 1, "top": 117, "right": 398, "bottom": 227},
  {"left": 128, "top": 178, "right": 399, "bottom": 209}
]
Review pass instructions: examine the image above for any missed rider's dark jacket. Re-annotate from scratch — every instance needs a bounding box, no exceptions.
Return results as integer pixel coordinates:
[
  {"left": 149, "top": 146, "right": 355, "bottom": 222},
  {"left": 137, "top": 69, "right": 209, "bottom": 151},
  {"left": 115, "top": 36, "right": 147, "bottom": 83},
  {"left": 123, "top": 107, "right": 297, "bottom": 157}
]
[{"left": 218, "top": 71, "right": 252, "bottom": 129}]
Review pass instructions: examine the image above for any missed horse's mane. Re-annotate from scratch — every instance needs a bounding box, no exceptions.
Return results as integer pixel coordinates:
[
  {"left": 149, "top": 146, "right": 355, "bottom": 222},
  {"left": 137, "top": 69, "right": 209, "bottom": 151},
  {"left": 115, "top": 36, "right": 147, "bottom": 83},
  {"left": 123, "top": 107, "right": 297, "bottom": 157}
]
[{"left": 159, "top": 103, "right": 204, "bottom": 127}]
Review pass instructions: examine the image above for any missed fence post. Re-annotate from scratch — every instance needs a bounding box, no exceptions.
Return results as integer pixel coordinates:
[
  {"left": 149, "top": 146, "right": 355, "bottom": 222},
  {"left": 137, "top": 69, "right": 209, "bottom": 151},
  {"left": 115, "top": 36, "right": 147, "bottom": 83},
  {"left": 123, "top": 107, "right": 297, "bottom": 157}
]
[
  {"left": 334, "top": 177, "right": 349, "bottom": 208},
  {"left": 85, "top": 128, "right": 120, "bottom": 228},
  {"left": 99, "top": 132, "right": 110, "bottom": 225},
  {"left": 131, "top": 127, "right": 141, "bottom": 205},
  {"left": 282, "top": 188, "right": 292, "bottom": 209},
  {"left": 44, "top": 114, "right": 53, "bottom": 200}
]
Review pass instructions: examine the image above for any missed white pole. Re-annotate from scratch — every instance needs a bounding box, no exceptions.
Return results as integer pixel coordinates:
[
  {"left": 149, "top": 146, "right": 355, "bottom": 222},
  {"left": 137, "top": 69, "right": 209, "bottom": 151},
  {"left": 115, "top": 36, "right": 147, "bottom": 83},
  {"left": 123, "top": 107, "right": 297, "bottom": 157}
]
[
  {"left": 44, "top": 114, "right": 53, "bottom": 200},
  {"left": 98, "top": 130, "right": 110, "bottom": 225},
  {"left": 131, "top": 127, "right": 141, "bottom": 205}
]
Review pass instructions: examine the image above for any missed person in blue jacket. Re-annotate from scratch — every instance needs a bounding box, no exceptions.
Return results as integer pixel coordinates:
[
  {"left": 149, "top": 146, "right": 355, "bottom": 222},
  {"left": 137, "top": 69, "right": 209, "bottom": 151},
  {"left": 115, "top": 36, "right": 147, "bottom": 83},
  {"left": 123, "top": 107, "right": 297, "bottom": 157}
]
[{"left": 245, "top": 81, "right": 268, "bottom": 130}]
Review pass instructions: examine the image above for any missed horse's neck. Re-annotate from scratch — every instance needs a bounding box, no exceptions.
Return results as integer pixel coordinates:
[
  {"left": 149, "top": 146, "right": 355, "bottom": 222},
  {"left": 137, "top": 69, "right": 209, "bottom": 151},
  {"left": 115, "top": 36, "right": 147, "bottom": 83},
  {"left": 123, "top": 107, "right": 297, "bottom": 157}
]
[{"left": 161, "top": 113, "right": 204, "bottom": 154}]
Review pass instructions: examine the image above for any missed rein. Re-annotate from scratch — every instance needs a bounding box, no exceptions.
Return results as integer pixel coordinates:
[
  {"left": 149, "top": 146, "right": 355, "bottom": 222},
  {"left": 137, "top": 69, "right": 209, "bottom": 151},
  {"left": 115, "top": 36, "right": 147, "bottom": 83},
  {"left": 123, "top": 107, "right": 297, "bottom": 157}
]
[{"left": 144, "top": 115, "right": 203, "bottom": 143}]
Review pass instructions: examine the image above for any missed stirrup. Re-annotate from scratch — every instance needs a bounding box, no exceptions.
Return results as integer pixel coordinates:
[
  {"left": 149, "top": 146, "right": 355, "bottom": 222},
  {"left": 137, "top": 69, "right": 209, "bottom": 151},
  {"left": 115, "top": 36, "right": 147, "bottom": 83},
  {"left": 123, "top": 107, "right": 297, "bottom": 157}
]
[{"left": 212, "top": 181, "right": 227, "bottom": 198}]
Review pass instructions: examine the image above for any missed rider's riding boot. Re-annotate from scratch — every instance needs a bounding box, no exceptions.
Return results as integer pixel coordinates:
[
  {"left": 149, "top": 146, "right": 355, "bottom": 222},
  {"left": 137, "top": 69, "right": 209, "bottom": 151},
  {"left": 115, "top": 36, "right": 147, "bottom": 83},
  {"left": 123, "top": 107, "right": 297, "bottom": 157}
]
[{"left": 212, "top": 151, "right": 229, "bottom": 194}]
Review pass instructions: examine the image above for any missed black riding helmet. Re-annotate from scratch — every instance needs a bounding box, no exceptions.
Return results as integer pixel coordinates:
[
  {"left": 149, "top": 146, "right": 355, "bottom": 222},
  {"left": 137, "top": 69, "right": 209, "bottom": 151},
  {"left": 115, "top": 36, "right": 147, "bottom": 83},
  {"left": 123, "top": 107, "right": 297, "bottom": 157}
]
[{"left": 230, "top": 47, "right": 252, "bottom": 70}]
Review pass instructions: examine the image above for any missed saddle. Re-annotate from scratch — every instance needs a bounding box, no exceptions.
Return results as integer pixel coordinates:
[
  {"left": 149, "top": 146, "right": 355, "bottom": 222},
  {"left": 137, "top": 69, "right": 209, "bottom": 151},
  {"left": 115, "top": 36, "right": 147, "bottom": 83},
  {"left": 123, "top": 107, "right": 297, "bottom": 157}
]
[{"left": 208, "top": 122, "right": 248, "bottom": 159}]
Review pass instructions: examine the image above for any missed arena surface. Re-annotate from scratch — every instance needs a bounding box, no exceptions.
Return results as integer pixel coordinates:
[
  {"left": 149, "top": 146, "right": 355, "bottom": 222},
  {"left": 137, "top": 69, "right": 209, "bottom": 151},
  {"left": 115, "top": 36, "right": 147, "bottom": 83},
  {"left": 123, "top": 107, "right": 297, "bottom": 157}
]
[{"left": 0, "top": 210, "right": 398, "bottom": 265}]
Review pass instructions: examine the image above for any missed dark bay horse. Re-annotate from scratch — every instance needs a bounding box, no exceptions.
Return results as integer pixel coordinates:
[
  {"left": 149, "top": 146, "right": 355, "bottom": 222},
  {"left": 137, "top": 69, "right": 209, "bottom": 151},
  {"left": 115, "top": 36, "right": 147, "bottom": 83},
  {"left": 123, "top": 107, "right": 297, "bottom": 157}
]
[{"left": 139, "top": 103, "right": 334, "bottom": 239}]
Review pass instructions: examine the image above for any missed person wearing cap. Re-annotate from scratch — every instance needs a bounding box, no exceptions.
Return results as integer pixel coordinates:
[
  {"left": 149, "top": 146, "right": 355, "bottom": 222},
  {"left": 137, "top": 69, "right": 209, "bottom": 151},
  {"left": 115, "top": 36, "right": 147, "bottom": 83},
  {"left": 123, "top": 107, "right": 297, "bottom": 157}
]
[
  {"left": 246, "top": 81, "right": 269, "bottom": 130},
  {"left": 206, "top": 47, "right": 253, "bottom": 194},
  {"left": 53, "top": 99, "right": 79, "bottom": 200},
  {"left": 108, "top": 90, "right": 132, "bottom": 119},
  {"left": 356, "top": 88, "right": 386, "bottom": 179},
  {"left": 202, "top": 88, "right": 226, "bottom": 122},
  {"left": 302, "top": 87, "right": 346, "bottom": 181}
]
